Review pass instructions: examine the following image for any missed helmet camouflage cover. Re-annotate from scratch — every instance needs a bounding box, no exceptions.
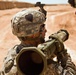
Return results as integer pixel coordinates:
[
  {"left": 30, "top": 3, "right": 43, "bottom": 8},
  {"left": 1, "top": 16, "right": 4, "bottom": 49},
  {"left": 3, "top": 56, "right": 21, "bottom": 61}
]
[{"left": 11, "top": 8, "right": 46, "bottom": 37}]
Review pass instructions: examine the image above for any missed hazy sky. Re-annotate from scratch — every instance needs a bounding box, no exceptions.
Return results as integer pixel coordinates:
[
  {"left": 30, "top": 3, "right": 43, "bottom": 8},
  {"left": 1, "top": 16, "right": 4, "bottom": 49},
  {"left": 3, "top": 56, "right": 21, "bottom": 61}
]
[{"left": 17, "top": 0, "right": 68, "bottom": 4}]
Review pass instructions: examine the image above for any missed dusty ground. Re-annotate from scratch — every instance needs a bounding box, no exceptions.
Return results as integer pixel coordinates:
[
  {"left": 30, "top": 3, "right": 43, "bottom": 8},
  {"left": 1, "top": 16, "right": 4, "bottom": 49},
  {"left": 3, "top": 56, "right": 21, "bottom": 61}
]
[{"left": 0, "top": 5, "right": 76, "bottom": 70}]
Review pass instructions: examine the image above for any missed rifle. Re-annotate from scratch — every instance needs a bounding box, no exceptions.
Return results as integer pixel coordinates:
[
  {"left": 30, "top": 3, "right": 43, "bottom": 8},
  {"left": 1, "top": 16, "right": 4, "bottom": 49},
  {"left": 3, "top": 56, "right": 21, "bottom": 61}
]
[{"left": 16, "top": 29, "right": 69, "bottom": 75}]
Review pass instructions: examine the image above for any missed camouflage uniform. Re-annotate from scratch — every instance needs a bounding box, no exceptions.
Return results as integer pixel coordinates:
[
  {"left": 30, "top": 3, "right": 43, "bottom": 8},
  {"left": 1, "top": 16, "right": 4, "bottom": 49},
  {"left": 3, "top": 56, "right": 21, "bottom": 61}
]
[
  {"left": 0, "top": 9, "right": 76, "bottom": 75},
  {"left": 1, "top": 44, "right": 76, "bottom": 75}
]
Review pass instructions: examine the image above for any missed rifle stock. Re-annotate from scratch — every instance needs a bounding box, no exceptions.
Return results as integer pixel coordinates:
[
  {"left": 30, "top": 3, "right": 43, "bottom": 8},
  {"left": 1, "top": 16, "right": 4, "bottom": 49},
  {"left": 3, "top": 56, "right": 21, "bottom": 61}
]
[{"left": 16, "top": 29, "right": 69, "bottom": 75}]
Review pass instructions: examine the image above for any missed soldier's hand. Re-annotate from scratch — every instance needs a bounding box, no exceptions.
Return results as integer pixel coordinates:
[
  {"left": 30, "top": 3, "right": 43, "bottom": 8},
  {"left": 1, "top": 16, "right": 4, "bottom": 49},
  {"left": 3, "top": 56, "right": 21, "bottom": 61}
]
[{"left": 4, "top": 59, "right": 14, "bottom": 73}]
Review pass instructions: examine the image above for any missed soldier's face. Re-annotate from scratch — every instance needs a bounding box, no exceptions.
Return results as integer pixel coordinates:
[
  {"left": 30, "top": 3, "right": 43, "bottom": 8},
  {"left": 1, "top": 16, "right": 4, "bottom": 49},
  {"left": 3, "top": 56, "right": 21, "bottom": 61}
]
[
  {"left": 39, "top": 24, "right": 47, "bottom": 43},
  {"left": 40, "top": 24, "right": 47, "bottom": 38}
]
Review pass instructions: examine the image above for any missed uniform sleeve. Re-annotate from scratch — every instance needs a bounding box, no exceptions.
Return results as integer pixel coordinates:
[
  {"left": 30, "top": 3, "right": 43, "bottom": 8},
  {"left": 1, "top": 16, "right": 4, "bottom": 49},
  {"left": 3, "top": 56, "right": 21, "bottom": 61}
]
[
  {"left": 62, "top": 54, "right": 76, "bottom": 75},
  {"left": 57, "top": 49, "right": 76, "bottom": 75},
  {"left": 1, "top": 45, "right": 17, "bottom": 74}
]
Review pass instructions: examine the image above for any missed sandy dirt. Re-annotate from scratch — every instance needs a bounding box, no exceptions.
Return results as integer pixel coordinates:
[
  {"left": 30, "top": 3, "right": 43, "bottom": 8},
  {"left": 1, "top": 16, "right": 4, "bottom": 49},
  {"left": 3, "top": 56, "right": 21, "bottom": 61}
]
[{"left": 0, "top": 5, "right": 76, "bottom": 70}]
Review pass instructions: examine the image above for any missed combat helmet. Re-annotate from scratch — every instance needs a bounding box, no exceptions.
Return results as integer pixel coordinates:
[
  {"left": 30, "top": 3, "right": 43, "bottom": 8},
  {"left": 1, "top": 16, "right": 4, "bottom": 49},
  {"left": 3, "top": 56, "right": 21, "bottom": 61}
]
[{"left": 11, "top": 9, "right": 46, "bottom": 37}]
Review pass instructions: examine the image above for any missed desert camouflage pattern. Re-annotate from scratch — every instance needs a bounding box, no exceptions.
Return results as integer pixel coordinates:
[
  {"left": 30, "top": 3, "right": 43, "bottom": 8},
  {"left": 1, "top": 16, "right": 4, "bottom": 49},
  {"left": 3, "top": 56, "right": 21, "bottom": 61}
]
[
  {"left": 0, "top": 45, "right": 17, "bottom": 75},
  {"left": 11, "top": 9, "right": 46, "bottom": 37}
]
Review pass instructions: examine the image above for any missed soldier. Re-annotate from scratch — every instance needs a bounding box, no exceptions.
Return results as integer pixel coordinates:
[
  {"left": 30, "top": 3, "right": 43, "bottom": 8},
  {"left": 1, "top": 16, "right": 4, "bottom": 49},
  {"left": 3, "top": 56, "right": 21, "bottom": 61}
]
[{"left": 0, "top": 8, "right": 76, "bottom": 75}]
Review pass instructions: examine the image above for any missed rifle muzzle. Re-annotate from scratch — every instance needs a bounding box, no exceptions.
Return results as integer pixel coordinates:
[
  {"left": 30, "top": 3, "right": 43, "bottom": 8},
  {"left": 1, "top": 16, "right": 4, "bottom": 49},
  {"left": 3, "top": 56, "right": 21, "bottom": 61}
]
[{"left": 16, "top": 47, "right": 47, "bottom": 75}]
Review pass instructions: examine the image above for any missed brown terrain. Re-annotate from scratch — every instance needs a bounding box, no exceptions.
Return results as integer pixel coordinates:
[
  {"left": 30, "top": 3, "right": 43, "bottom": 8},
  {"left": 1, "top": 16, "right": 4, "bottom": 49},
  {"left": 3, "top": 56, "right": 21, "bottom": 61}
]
[{"left": 0, "top": 4, "right": 76, "bottom": 70}]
